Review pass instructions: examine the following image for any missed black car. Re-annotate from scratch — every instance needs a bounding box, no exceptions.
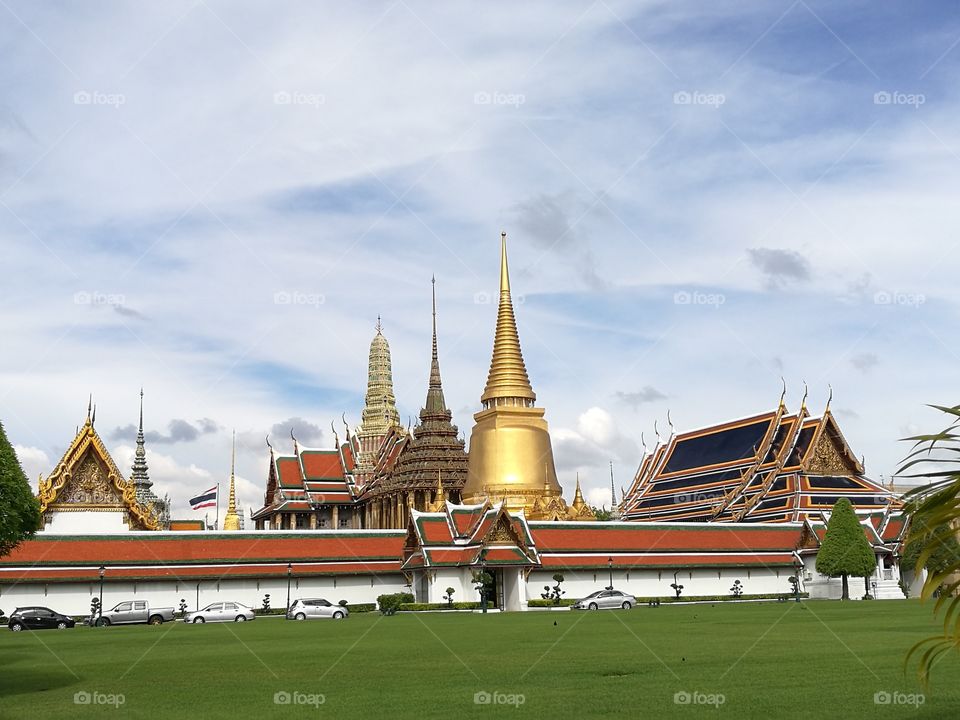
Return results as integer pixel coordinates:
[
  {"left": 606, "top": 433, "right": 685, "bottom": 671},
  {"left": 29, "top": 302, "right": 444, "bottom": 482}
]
[{"left": 8, "top": 607, "right": 76, "bottom": 632}]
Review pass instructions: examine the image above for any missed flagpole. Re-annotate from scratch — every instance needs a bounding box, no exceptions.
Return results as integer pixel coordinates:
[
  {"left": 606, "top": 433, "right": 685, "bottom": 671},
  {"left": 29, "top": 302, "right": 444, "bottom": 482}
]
[{"left": 216, "top": 482, "right": 220, "bottom": 530}]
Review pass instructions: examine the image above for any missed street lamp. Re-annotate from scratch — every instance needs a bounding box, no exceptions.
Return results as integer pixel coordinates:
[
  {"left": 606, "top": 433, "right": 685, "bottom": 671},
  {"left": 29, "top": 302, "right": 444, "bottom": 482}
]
[
  {"left": 793, "top": 559, "right": 803, "bottom": 603},
  {"left": 607, "top": 557, "right": 614, "bottom": 591},
  {"left": 286, "top": 563, "right": 293, "bottom": 619},
  {"left": 97, "top": 565, "right": 105, "bottom": 626},
  {"left": 479, "top": 549, "right": 488, "bottom": 614}
]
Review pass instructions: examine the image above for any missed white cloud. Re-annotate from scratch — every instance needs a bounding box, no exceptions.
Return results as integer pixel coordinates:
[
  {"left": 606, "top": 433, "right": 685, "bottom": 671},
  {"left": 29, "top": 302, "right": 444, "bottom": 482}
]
[
  {"left": 1, "top": 2, "right": 958, "bottom": 517},
  {"left": 13, "top": 445, "right": 50, "bottom": 482}
]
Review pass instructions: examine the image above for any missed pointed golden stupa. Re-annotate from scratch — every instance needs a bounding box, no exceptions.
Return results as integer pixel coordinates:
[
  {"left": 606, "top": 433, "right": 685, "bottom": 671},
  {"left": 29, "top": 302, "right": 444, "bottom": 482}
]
[
  {"left": 462, "top": 232, "right": 563, "bottom": 514},
  {"left": 223, "top": 431, "right": 241, "bottom": 531}
]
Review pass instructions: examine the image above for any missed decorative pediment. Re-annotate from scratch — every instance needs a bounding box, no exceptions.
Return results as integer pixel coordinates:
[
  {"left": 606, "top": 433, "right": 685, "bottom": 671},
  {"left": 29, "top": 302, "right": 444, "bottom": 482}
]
[
  {"left": 54, "top": 455, "right": 125, "bottom": 508},
  {"left": 801, "top": 412, "right": 863, "bottom": 476},
  {"left": 38, "top": 419, "right": 160, "bottom": 530},
  {"left": 804, "top": 430, "right": 855, "bottom": 476}
]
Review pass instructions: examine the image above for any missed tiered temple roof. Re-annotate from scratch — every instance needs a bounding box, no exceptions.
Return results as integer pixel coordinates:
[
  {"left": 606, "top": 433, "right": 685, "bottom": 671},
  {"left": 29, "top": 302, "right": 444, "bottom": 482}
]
[
  {"left": 251, "top": 436, "right": 358, "bottom": 522},
  {"left": 378, "top": 278, "right": 469, "bottom": 500},
  {"left": 402, "top": 500, "right": 540, "bottom": 569},
  {"left": 620, "top": 395, "right": 899, "bottom": 523}
]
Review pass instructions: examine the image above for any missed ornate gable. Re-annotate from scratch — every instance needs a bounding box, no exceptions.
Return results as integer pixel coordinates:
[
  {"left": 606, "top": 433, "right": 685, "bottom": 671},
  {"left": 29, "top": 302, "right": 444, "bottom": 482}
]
[
  {"left": 38, "top": 418, "right": 160, "bottom": 531},
  {"left": 803, "top": 415, "right": 861, "bottom": 476}
]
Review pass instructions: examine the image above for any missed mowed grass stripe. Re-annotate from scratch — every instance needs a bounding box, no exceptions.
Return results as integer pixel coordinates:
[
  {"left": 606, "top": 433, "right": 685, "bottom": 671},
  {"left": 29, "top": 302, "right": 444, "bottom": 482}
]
[{"left": 0, "top": 601, "right": 955, "bottom": 719}]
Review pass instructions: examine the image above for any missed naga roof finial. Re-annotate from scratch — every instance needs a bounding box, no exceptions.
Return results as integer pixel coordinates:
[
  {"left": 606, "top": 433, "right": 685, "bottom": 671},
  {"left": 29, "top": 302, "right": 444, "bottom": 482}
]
[
  {"left": 290, "top": 428, "right": 299, "bottom": 453},
  {"left": 826, "top": 384, "right": 833, "bottom": 413},
  {"left": 779, "top": 376, "right": 787, "bottom": 410}
]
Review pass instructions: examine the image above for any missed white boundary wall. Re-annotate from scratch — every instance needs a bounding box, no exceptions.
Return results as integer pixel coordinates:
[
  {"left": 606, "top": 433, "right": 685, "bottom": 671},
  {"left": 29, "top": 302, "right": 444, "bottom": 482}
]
[{"left": 0, "top": 574, "right": 409, "bottom": 617}]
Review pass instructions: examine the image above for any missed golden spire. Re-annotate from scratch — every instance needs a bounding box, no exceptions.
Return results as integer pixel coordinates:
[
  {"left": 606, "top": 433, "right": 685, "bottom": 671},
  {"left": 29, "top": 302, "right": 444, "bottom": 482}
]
[
  {"left": 480, "top": 232, "right": 536, "bottom": 407},
  {"left": 572, "top": 473, "right": 586, "bottom": 510},
  {"left": 432, "top": 469, "right": 446, "bottom": 511},
  {"left": 223, "top": 430, "right": 240, "bottom": 531}
]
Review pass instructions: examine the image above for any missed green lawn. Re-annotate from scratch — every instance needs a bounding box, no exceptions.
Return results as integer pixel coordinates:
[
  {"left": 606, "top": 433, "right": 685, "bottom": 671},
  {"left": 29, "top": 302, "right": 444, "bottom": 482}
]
[{"left": 0, "top": 600, "right": 956, "bottom": 719}]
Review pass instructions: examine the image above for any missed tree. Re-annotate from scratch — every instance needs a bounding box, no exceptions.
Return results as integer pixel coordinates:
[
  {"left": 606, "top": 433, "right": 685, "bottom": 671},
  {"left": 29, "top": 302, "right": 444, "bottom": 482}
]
[
  {"left": 0, "top": 420, "right": 41, "bottom": 557},
  {"left": 540, "top": 574, "right": 565, "bottom": 604},
  {"left": 730, "top": 579, "right": 743, "bottom": 598},
  {"left": 590, "top": 506, "right": 613, "bottom": 521},
  {"left": 899, "top": 404, "right": 960, "bottom": 685},
  {"left": 815, "top": 498, "right": 876, "bottom": 600},
  {"left": 443, "top": 587, "right": 455, "bottom": 607}
]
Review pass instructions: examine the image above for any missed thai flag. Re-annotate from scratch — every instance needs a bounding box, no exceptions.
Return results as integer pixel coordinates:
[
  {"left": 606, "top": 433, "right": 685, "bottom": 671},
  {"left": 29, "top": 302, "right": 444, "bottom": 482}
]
[{"left": 189, "top": 485, "right": 218, "bottom": 511}]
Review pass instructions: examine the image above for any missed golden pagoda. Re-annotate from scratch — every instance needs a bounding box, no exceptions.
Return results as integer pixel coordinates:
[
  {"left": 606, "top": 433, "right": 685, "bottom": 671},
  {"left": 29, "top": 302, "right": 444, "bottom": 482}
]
[
  {"left": 462, "top": 232, "right": 565, "bottom": 516},
  {"left": 222, "top": 431, "right": 241, "bottom": 531},
  {"left": 355, "top": 318, "right": 402, "bottom": 479}
]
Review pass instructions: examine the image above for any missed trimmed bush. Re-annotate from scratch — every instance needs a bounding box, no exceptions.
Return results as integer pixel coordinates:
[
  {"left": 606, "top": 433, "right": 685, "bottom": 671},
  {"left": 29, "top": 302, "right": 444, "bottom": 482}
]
[
  {"left": 528, "top": 599, "right": 577, "bottom": 607},
  {"left": 346, "top": 603, "right": 376, "bottom": 613},
  {"left": 377, "top": 593, "right": 415, "bottom": 615},
  {"left": 398, "top": 602, "right": 481, "bottom": 611}
]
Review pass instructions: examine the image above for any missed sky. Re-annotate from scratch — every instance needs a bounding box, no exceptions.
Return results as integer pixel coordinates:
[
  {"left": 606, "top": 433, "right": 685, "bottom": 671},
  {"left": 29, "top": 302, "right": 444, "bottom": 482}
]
[{"left": 2, "top": 1, "right": 959, "bottom": 523}]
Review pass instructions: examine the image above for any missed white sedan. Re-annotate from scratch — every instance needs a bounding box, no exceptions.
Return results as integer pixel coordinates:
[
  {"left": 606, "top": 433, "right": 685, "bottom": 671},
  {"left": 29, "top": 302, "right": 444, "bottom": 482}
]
[
  {"left": 184, "top": 602, "right": 256, "bottom": 623},
  {"left": 572, "top": 590, "right": 636, "bottom": 610}
]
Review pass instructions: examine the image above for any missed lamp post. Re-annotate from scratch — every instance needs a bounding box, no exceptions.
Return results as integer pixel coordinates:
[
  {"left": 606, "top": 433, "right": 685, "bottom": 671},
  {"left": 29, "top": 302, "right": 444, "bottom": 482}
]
[
  {"left": 98, "top": 565, "right": 105, "bottom": 626},
  {"left": 793, "top": 559, "right": 803, "bottom": 603},
  {"left": 286, "top": 563, "right": 292, "bottom": 619},
  {"left": 196, "top": 582, "right": 200, "bottom": 611},
  {"left": 479, "top": 549, "right": 488, "bottom": 614},
  {"left": 607, "top": 557, "right": 614, "bottom": 591}
]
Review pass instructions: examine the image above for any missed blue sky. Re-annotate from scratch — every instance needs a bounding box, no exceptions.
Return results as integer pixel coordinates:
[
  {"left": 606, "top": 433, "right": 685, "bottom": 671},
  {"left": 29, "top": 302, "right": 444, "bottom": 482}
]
[{"left": 2, "top": 1, "right": 958, "bottom": 518}]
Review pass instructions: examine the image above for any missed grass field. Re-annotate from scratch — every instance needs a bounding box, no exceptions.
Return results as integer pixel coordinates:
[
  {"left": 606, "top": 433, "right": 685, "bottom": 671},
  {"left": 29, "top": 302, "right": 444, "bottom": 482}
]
[{"left": 0, "top": 600, "right": 956, "bottom": 719}]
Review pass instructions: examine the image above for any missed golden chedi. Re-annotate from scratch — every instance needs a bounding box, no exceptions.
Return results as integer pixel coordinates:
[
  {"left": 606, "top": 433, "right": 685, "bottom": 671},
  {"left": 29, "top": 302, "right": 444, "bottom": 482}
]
[{"left": 462, "top": 232, "right": 565, "bottom": 517}]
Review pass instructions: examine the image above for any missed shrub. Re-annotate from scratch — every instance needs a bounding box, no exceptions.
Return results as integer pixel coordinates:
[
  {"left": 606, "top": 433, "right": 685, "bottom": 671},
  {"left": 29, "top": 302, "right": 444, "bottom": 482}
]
[
  {"left": 527, "top": 598, "right": 577, "bottom": 607},
  {"left": 397, "top": 602, "right": 481, "bottom": 611},
  {"left": 338, "top": 600, "right": 348, "bottom": 607},
  {"left": 377, "top": 592, "right": 415, "bottom": 615},
  {"left": 346, "top": 603, "right": 376, "bottom": 613}
]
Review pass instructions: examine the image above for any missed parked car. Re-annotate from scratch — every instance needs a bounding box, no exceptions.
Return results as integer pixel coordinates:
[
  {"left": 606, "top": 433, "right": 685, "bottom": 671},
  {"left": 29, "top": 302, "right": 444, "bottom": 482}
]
[
  {"left": 96, "top": 600, "right": 175, "bottom": 626},
  {"left": 184, "top": 602, "right": 256, "bottom": 624},
  {"left": 8, "top": 607, "right": 76, "bottom": 631},
  {"left": 287, "top": 598, "right": 348, "bottom": 620},
  {"left": 572, "top": 590, "right": 636, "bottom": 610}
]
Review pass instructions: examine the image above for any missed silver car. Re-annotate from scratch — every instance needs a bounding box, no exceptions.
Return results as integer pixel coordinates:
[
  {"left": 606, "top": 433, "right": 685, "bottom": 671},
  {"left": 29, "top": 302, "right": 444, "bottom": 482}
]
[
  {"left": 287, "top": 598, "right": 348, "bottom": 620},
  {"left": 184, "top": 601, "right": 256, "bottom": 624},
  {"left": 572, "top": 590, "right": 636, "bottom": 611}
]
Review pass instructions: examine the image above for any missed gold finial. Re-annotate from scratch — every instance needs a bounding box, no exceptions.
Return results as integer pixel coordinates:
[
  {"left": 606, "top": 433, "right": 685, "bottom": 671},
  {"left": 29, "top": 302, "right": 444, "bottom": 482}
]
[
  {"left": 223, "top": 431, "right": 240, "bottom": 531},
  {"left": 778, "top": 377, "right": 787, "bottom": 410},
  {"left": 480, "top": 232, "right": 536, "bottom": 406},
  {"left": 572, "top": 473, "right": 586, "bottom": 509},
  {"left": 376, "top": 315, "right": 382, "bottom": 334},
  {"left": 825, "top": 384, "right": 833, "bottom": 413},
  {"left": 86, "top": 394, "right": 92, "bottom": 422},
  {"left": 800, "top": 381, "right": 808, "bottom": 413},
  {"left": 433, "top": 469, "right": 446, "bottom": 510}
]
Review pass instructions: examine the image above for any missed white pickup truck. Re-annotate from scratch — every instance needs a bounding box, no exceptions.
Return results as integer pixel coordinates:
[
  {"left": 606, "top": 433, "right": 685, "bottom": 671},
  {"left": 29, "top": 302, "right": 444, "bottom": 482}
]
[{"left": 97, "top": 600, "right": 175, "bottom": 626}]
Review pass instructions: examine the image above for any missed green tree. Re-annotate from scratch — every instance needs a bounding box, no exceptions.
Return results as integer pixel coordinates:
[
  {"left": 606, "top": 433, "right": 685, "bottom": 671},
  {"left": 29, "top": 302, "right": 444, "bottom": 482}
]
[
  {"left": 899, "top": 404, "right": 960, "bottom": 686},
  {"left": 815, "top": 498, "right": 876, "bottom": 600},
  {"left": 0, "top": 420, "right": 41, "bottom": 557},
  {"left": 590, "top": 506, "right": 613, "bottom": 521}
]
